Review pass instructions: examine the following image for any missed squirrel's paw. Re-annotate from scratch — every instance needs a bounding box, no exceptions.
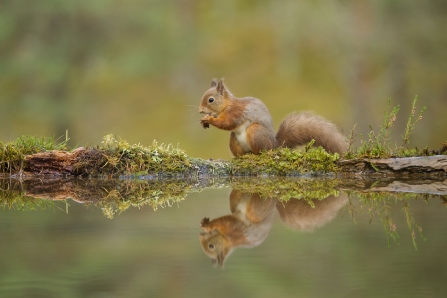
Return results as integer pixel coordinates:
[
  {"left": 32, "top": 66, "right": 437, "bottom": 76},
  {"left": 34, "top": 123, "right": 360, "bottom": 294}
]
[
  {"left": 200, "top": 217, "right": 210, "bottom": 226},
  {"left": 200, "top": 116, "right": 211, "bottom": 129}
]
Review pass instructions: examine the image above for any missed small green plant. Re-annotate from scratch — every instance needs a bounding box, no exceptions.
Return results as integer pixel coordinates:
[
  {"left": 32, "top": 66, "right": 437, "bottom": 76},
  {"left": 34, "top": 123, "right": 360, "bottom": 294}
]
[
  {"left": 398, "top": 96, "right": 427, "bottom": 156},
  {"left": 346, "top": 96, "right": 426, "bottom": 159}
]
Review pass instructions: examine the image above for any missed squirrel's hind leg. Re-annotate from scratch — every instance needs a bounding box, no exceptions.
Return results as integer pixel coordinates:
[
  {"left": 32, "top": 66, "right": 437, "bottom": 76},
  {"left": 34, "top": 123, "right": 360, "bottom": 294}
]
[
  {"left": 246, "top": 124, "right": 277, "bottom": 154},
  {"left": 229, "top": 132, "right": 247, "bottom": 156}
]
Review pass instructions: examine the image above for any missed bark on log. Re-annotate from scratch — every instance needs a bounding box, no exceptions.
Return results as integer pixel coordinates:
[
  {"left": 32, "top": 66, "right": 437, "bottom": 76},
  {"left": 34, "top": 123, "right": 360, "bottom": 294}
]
[
  {"left": 22, "top": 147, "right": 108, "bottom": 176},
  {"left": 337, "top": 155, "right": 447, "bottom": 177}
]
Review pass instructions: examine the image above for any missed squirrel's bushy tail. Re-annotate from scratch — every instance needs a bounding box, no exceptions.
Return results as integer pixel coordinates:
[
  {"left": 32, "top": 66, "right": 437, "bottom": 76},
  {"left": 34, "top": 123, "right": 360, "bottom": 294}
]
[
  {"left": 276, "top": 194, "right": 348, "bottom": 231},
  {"left": 275, "top": 111, "right": 348, "bottom": 154}
]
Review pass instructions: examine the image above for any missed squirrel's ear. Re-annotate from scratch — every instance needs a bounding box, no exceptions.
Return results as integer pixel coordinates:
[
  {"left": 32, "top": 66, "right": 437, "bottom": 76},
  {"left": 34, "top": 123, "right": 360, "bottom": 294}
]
[
  {"left": 211, "top": 78, "right": 218, "bottom": 88},
  {"left": 217, "top": 251, "right": 225, "bottom": 266},
  {"left": 216, "top": 79, "right": 226, "bottom": 95}
]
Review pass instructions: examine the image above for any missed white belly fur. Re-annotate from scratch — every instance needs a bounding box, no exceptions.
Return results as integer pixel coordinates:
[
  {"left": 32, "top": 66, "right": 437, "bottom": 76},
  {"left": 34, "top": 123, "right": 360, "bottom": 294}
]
[{"left": 233, "top": 122, "right": 251, "bottom": 152}]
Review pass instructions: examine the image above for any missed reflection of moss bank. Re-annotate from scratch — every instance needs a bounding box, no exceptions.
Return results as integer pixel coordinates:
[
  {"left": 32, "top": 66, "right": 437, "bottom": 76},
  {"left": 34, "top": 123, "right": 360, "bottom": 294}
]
[
  {"left": 0, "top": 179, "right": 57, "bottom": 211},
  {"left": 0, "top": 178, "right": 228, "bottom": 219},
  {"left": 230, "top": 177, "right": 340, "bottom": 202},
  {"left": 1, "top": 177, "right": 443, "bottom": 248},
  {"left": 3, "top": 176, "right": 445, "bottom": 219}
]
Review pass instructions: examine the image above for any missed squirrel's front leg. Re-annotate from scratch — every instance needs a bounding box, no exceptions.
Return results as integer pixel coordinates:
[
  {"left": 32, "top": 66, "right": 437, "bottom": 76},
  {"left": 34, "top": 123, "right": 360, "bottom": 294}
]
[
  {"left": 200, "top": 114, "right": 238, "bottom": 131},
  {"left": 200, "top": 217, "right": 217, "bottom": 233},
  {"left": 200, "top": 115, "right": 211, "bottom": 129}
]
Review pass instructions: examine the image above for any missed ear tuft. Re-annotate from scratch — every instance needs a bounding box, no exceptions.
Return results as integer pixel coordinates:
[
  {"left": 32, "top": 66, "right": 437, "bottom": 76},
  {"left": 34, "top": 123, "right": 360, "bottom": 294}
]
[
  {"left": 211, "top": 78, "right": 218, "bottom": 88},
  {"left": 216, "top": 79, "right": 226, "bottom": 95},
  {"left": 217, "top": 251, "right": 225, "bottom": 266}
]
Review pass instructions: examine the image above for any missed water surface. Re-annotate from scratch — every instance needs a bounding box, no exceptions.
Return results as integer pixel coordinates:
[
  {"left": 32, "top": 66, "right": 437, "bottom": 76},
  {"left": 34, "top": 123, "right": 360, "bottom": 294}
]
[{"left": 1, "top": 177, "right": 446, "bottom": 298}]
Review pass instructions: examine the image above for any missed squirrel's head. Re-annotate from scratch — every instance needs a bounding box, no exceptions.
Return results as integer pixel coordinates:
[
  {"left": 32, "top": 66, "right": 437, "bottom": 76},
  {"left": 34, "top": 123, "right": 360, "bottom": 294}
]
[
  {"left": 199, "top": 228, "right": 233, "bottom": 267},
  {"left": 199, "top": 79, "right": 231, "bottom": 117}
]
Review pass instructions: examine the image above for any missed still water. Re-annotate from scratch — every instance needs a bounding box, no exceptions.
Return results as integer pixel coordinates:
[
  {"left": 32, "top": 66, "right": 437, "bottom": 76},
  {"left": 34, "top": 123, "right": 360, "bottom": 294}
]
[{"left": 1, "top": 177, "right": 446, "bottom": 298}]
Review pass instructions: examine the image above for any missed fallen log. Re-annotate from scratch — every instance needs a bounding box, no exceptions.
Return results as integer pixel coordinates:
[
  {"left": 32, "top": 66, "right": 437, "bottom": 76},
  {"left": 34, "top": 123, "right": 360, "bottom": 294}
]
[
  {"left": 2, "top": 133, "right": 446, "bottom": 178},
  {"left": 19, "top": 147, "right": 229, "bottom": 178},
  {"left": 23, "top": 147, "right": 92, "bottom": 176},
  {"left": 0, "top": 140, "right": 446, "bottom": 178},
  {"left": 18, "top": 148, "right": 447, "bottom": 178}
]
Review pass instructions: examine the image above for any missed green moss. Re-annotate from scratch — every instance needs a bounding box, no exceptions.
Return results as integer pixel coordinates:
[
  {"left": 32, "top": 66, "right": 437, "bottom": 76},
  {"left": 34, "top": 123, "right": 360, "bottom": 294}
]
[
  {"left": 82, "top": 136, "right": 340, "bottom": 177},
  {"left": 3, "top": 130, "right": 443, "bottom": 178},
  {"left": 230, "top": 144, "right": 340, "bottom": 176},
  {"left": 88, "top": 135, "right": 193, "bottom": 176},
  {"left": 0, "top": 134, "right": 196, "bottom": 177},
  {"left": 1, "top": 134, "right": 344, "bottom": 177}
]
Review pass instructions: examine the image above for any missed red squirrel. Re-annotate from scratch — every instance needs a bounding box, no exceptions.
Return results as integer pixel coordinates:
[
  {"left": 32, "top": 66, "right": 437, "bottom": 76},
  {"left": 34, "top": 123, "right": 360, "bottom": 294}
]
[{"left": 199, "top": 79, "right": 348, "bottom": 156}]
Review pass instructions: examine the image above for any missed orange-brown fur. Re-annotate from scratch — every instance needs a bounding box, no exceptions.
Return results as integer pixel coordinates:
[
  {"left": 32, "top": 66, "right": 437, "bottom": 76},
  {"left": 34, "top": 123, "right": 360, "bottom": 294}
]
[
  {"left": 276, "top": 112, "right": 348, "bottom": 154},
  {"left": 199, "top": 79, "right": 348, "bottom": 156},
  {"left": 246, "top": 123, "right": 277, "bottom": 154},
  {"left": 205, "top": 103, "right": 245, "bottom": 131}
]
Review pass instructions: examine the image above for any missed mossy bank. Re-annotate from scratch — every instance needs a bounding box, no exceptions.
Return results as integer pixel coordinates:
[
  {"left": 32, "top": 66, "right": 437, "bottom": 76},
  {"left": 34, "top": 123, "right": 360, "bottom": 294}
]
[
  {"left": 1, "top": 134, "right": 447, "bottom": 178},
  {"left": 1, "top": 135, "right": 341, "bottom": 178}
]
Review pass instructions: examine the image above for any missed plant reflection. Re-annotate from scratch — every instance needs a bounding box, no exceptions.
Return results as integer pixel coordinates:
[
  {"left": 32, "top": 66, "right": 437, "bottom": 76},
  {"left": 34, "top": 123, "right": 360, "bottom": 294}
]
[
  {"left": 345, "top": 192, "right": 432, "bottom": 249},
  {"left": 199, "top": 189, "right": 348, "bottom": 266}
]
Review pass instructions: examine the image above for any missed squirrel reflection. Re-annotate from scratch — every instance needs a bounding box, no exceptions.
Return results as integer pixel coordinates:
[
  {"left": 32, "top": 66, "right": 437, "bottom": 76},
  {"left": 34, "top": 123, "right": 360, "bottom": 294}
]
[{"left": 199, "top": 189, "right": 348, "bottom": 266}]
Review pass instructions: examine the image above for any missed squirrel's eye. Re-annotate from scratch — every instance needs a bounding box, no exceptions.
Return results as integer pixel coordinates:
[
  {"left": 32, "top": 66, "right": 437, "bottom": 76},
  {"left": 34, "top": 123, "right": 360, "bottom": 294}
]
[
  {"left": 208, "top": 97, "right": 214, "bottom": 103},
  {"left": 208, "top": 244, "right": 215, "bottom": 249}
]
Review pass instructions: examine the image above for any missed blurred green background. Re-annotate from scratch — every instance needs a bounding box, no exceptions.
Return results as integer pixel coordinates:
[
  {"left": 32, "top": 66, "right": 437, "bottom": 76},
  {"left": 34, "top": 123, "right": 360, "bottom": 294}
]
[{"left": 1, "top": 0, "right": 446, "bottom": 159}]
